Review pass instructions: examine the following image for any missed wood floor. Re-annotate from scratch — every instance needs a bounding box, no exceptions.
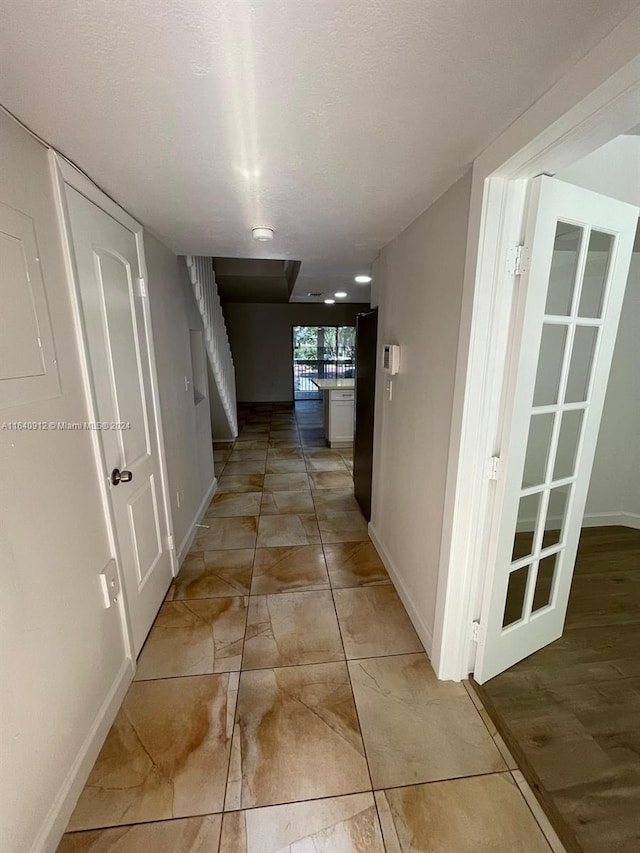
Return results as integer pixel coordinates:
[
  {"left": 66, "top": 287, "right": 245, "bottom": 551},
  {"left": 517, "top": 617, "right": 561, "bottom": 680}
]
[{"left": 475, "top": 525, "right": 640, "bottom": 853}]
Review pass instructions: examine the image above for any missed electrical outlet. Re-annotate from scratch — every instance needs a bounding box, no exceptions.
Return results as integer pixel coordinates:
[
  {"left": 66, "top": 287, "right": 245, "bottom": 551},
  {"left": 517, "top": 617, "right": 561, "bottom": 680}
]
[{"left": 99, "top": 560, "right": 121, "bottom": 609}]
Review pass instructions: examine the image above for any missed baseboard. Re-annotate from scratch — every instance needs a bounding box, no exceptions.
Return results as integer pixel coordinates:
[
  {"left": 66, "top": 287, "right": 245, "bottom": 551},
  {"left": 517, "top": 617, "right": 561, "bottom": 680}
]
[
  {"left": 582, "top": 511, "right": 640, "bottom": 529},
  {"left": 31, "top": 657, "right": 134, "bottom": 853},
  {"left": 368, "top": 523, "right": 434, "bottom": 658},
  {"left": 177, "top": 477, "right": 218, "bottom": 565},
  {"left": 620, "top": 512, "right": 640, "bottom": 530}
]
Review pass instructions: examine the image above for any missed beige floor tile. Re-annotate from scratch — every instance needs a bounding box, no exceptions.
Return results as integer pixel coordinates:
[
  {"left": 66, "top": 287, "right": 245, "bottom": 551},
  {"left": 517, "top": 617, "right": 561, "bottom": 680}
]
[
  {"left": 256, "top": 513, "right": 320, "bottom": 547},
  {"left": 266, "top": 447, "right": 304, "bottom": 460},
  {"left": 333, "top": 586, "right": 423, "bottom": 658},
  {"left": 263, "top": 472, "right": 310, "bottom": 492},
  {"left": 238, "top": 425, "right": 270, "bottom": 436},
  {"left": 268, "top": 429, "right": 299, "bottom": 440},
  {"left": 265, "top": 459, "right": 307, "bottom": 474},
  {"left": 349, "top": 654, "right": 506, "bottom": 788},
  {"left": 324, "top": 541, "right": 391, "bottom": 588},
  {"left": 233, "top": 439, "right": 268, "bottom": 450},
  {"left": 304, "top": 447, "right": 346, "bottom": 459},
  {"left": 217, "top": 474, "right": 265, "bottom": 493},
  {"left": 243, "top": 591, "right": 344, "bottom": 669},
  {"left": 312, "top": 488, "right": 361, "bottom": 518},
  {"left": 219, "top": 793, "right": 384, "bottom": 852},
  {"left": 58, "top": 815, "right": 222, "bottom": 852},
  {"left": 204, "top": 492, "right": 262, "bottom": 517},
  {"left": 375, "top": 773, "right": 551, "bottom": 853},
  {"left": 194, "top": 516, "right": 257, "bottom": 550},
  {"left": 260, "top": 490, "right": 315, "bottom": 515},
  {"left": 462, "top": 681, "right": 519, "bottom": 771},
  {"left": 268, "top": 437, "right": 302, "bottom": 448},
  {"left": 305, "top": 457, "right": 349, "bottom": 472},
  {"left": 225, "top": 662, "right": 370, "bottom": 809},
  {"left": 318, "top": 511, "right": 369, "bottom": 543},
  {"left": 228, "top": 451, "right": 267, "bottom": 464},
  {"left": 168, "top": 550, "right": 253, "bottom": 599},
  {"left": 252, "top": 545, "right": 330, "bottom": 594},
  {"left": 220, "top": 460, "right": 266, "bottom": 476},
  {"left": 309, "top": 471, "right": 354, "bottom": 490},
  {"left": 67, "top": 674, "right": 237, "bottom": 830},
  {"left": 135, "top": 598, "right": 248, "bottom": 679}
]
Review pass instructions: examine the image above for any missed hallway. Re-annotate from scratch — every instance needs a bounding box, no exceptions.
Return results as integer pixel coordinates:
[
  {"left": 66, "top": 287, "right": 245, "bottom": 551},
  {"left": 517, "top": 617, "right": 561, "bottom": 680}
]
[{"left": 58, "top": 403, "right": 562, "bottom": 852}]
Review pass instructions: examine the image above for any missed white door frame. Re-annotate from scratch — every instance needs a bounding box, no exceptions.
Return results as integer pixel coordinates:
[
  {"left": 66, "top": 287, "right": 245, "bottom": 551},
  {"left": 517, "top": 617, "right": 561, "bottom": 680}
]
[
  {"left": 431, "top": 16, "right": 640, "bottom": 681},
  {"left": 49, "top": 151, "right": 178, "bottom": 660}
]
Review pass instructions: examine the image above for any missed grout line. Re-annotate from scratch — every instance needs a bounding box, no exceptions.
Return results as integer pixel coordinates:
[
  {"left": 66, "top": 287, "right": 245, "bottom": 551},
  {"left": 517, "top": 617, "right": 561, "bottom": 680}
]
[{"left": 134, "top": 649, "right": 427, "bottom": 683}]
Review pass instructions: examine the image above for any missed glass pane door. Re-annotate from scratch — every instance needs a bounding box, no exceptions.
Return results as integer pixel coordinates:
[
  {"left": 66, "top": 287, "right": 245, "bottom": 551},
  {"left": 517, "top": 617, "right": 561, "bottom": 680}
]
[
  {"left": 475, "top": 176, "right": 638, "bottom": 683},
  {"left": 293, "top": 325, "right": 355, "bottom": 400}
]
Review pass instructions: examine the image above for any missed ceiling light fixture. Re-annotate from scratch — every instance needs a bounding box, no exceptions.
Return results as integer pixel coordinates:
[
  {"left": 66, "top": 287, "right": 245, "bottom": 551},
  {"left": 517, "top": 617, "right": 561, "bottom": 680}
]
[
  {"left": 252, "top": 226, "right": 274, "bottom": 242},
  {"left": 334, "top": 291, "right": 347, "bottom": 298},
  {"left": 355, "top": 274, "right": 372, "bottom": 283},
  {"left": 324, "top": 298, "right": 335, "bottom": 305}
]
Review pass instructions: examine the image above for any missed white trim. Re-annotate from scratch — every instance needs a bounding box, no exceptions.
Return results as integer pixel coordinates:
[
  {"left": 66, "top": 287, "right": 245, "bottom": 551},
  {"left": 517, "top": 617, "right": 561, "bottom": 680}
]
[
  {"left": 368, "top": 523, "right": 434, "bottom": 657},
  {"left": 583, "top": 511, "right": 640, "bottom": 529},
  {"left": 177, "top": 477, "right": 218, "bottom": 564},
  {"left": 431, "top": 11, "right": 640, "bottom": 681},
  {"left": 29, "top": 658, "right": 134, "bottom": 853}
]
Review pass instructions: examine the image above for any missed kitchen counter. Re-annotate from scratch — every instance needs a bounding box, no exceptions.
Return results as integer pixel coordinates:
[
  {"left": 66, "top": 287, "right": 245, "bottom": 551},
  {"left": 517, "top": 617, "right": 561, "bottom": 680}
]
[
  {"left": 311, "top": 379, "right": 354, "bottom": 446},
  {"left": 310, "top": 378, "right": 355, "bottom": 391}
]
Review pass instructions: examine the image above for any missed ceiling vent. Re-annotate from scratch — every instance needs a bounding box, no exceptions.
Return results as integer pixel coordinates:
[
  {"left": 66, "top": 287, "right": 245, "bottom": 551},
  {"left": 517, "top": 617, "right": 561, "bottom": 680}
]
[{"left": 307, "top": 292, "right": 322, "bottom": 297}]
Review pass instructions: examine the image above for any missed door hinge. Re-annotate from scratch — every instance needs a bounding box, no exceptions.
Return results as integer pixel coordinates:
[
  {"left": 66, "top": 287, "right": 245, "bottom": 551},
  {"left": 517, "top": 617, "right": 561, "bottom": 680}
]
[
  {"left": 506, "top": 245, "right": 529, "bottom": 276},
  {"left": 487, "top": 455, "right": 502, "bottom": 481},
  {"left": 166, "top": 534, "right": 174, "bottom": 551},
  {"left": 136, "top": 277, "right": 147, "bottom": 298},
  {"left": 470, "top": 621, "right": 481, "bottom": 643}
]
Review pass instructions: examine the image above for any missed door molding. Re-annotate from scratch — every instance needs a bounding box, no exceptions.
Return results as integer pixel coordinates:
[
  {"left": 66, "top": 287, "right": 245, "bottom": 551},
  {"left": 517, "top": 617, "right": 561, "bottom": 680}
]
[
  {"left": 431, "top": 17, "right": 640, "bottom": 681},
  {"left": 49, "top": 151, "right": 178, "bottom": 661}
]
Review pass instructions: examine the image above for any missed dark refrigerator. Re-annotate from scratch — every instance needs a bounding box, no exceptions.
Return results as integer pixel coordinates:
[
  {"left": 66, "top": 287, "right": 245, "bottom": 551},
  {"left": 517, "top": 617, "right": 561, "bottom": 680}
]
[{"left": 353, "top": 307, "right": 378, "bottom": 520}]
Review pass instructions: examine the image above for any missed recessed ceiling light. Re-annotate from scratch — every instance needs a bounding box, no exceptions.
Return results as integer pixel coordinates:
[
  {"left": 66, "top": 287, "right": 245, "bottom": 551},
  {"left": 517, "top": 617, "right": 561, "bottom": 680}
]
[
  {"left": 355, "top": 274, "right": 371, "bottom": 283},
  {"left": 324, "top": 298, "right": 335, "bottom": 305},
  {"left": 334, "top": 291, "right": 347, "bottom": 298},
  {"left": 252, "top": 226, "right": 274, "bottom": 241}
]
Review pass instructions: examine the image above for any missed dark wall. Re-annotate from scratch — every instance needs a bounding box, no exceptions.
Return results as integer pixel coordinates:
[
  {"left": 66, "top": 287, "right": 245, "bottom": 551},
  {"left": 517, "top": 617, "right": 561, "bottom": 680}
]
[{"left": 224, "top": 302, "right": 370, "bottom": 402}]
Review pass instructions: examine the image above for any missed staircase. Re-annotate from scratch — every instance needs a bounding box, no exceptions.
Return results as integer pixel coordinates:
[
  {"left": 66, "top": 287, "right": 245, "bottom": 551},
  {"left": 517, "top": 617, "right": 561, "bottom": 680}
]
[{"left": 185, "top": 256, "right": 238, "bottom": 440}]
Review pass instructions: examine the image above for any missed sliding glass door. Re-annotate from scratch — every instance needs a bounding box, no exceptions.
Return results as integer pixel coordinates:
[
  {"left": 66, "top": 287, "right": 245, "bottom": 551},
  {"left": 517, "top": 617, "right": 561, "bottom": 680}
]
[{"left": 293, "top": 326, "right": 355, "bottom": 400}]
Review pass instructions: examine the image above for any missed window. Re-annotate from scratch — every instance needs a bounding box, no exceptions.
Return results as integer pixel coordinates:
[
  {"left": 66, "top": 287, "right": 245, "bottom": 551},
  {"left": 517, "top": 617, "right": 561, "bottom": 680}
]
[{"left": 293, "top": 326, "right": 355, "bottom": 400}]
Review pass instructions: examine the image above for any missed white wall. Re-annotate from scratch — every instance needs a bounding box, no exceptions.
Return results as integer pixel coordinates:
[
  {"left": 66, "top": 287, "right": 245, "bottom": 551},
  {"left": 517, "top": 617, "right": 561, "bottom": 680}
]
[
  {"left": 144, "top": 239, "right": 216, "bottom": 557},
  {"left": 0, "top": 112, "right": 129, "bottom": 852},
  {"left": 224, "top": 302, "right": 369, "bottom": 402},
  {"left": 555, "top": 134, "right": 640, "bottom": 527},
  {"left": 369, "top": 170, "right": 473, "bottom": 653},
  {"left": 585, "top": 254, "right": 640, "bottom": 525},
  {"left": 0, "top": 113, "right": 217, "bottom": 852}
]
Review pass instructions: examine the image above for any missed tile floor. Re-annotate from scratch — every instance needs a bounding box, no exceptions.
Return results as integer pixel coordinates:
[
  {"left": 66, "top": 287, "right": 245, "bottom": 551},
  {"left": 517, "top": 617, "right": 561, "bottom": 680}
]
[{"left": 58, "top": 401, "right": 565, "bottom": 852}]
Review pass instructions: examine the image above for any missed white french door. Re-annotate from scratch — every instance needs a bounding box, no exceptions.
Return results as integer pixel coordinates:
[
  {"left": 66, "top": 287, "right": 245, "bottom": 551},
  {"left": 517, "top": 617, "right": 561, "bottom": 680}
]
[
  {"left": 475, "top": 176, "right": 638, "bottom": 684},
  {"left": 65, "top": 186, "right": 174, "bottom": 655}
]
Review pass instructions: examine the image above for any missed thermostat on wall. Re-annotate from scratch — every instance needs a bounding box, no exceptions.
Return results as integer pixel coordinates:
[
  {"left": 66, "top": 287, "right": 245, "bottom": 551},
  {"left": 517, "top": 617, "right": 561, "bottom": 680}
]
[{"left": 382, "top": 344, "right": 400, "bottom": 375}]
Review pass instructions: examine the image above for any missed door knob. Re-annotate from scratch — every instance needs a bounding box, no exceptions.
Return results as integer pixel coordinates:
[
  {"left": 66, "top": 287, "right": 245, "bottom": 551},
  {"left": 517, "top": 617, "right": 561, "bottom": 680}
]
[{"left": 110, "top": 468, "right": 133, "bottom": 486}]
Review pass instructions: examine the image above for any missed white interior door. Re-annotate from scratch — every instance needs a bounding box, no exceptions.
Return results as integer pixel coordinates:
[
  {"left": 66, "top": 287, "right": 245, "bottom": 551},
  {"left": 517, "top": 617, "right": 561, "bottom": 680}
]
[
  {"left": 475, "top": 175, "right": 638, "bottom": 684},
  {"left": 66, "top": 187, "right": 173, "bottom": 655}
]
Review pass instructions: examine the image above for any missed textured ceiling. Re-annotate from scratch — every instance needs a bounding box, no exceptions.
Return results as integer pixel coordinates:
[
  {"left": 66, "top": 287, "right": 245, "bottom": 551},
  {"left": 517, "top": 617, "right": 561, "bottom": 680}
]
[{"left": 0, "top": 0, "right": 637, "bottom": 302}]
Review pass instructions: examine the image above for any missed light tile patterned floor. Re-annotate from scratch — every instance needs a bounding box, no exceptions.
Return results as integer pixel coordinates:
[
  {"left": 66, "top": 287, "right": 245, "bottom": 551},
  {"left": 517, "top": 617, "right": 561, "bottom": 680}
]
[{"left": 58, "top": 401, "right": 564, "bottom": 852}]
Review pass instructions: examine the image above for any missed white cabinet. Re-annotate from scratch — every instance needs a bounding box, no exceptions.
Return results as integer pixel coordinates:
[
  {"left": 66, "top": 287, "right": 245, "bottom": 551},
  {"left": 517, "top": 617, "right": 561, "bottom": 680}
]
[{"left": 324, "top": 389, "right": 354, "bottom": 447}]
